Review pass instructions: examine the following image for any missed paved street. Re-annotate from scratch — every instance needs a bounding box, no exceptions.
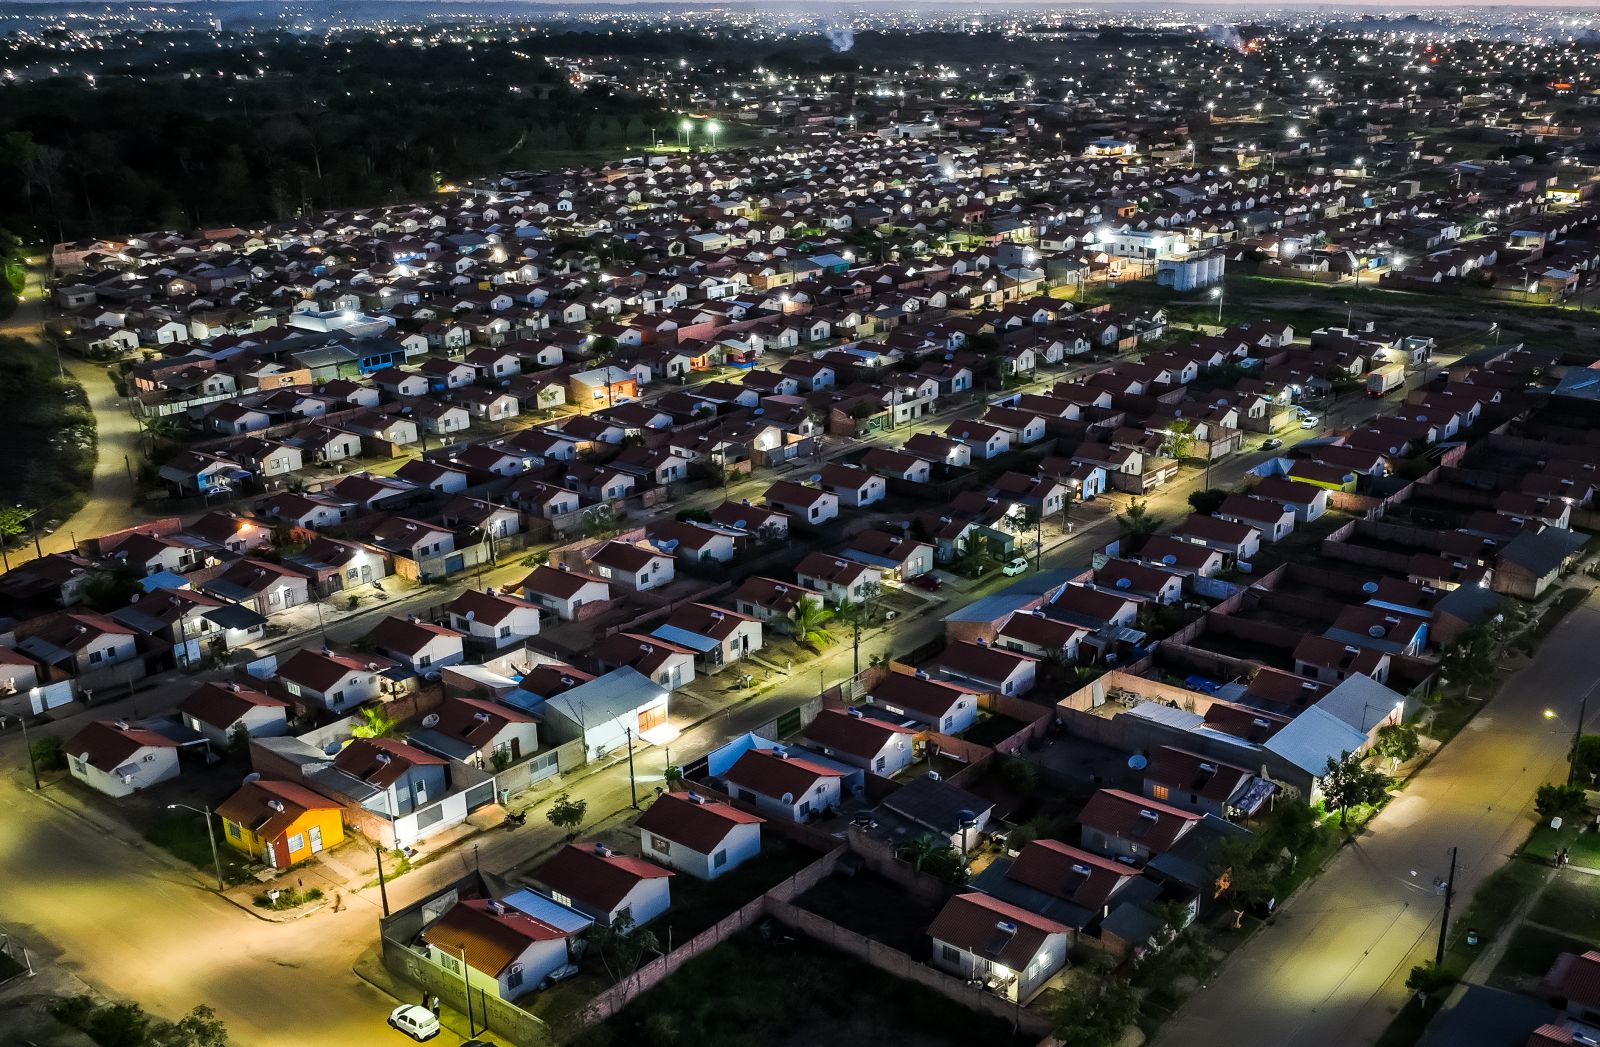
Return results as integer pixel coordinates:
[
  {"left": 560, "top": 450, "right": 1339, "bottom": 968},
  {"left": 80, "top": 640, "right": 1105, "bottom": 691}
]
[{"left": 1158, "top": 585, "right": 1600, "bottom": 1047}]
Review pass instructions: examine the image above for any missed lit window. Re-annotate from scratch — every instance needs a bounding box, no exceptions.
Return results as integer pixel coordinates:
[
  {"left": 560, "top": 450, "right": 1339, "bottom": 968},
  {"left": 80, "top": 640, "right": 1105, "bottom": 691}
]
[{"left": 1151, "top": 785, "right": 1170, "bottom": 801}]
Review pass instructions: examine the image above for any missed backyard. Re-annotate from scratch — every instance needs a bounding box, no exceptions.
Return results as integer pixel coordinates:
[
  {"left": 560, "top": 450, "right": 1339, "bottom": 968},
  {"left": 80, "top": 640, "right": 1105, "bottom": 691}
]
[{"left": 569, "top": 929, "right": 1030, "bottom": 1047}]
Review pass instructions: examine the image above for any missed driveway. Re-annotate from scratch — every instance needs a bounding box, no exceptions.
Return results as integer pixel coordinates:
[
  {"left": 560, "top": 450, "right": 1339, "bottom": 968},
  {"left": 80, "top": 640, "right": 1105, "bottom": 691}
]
[{"left": 1157, "top": 586, "right": 1600, "bottom": 1047}]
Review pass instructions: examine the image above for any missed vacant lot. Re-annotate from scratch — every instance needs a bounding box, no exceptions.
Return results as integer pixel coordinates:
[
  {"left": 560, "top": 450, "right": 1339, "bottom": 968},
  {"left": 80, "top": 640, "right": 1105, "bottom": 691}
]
[{"left": 570, "top": 929, "right": 1029, "bottom": 1047}]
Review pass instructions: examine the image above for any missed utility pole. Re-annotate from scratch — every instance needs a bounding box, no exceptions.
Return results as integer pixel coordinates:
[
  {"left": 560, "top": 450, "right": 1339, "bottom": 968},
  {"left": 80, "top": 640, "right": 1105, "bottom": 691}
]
[
  {"left": 1435, "top": 846, "right": 1457, "bottom": 967},
  {"left": 624, "top": 725, "right": 639, "bottom": 809},
  {"left": 374, "top": 844, "right": 391, "bottom": 917},
  {"left": 453, "top": 943, "right": 475, "bottom": 1037},
  {"left": 1570, "top": 695, "right": 1589, "bottom": 785},
  {"left": 18, "top": 711, "right": 40, "bottom": 790}
]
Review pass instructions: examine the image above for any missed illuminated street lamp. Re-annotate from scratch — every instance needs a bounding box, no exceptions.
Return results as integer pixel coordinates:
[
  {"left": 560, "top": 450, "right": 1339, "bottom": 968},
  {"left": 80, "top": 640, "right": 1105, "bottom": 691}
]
[
  {"left": 707, "top": 120, "right": 721, "bottom": 149},
  {"left": 1211, "top": 285, "right": 1224, "bottom": 324},
  {"left": 679, "top": 118, "right": 692, "bottom": 149}
]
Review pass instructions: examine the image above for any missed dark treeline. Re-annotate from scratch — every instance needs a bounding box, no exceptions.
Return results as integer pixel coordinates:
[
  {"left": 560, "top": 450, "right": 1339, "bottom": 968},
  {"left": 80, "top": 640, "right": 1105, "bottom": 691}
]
[{"left": 0, "top": 35, "right": 678, "bottom": 241}]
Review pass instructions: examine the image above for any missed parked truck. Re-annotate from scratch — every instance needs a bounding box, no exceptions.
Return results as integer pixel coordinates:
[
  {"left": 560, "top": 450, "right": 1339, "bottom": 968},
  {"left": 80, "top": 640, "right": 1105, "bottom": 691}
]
[{"left": 1366, "top": 364, "right": 1405, "bottom": 397}]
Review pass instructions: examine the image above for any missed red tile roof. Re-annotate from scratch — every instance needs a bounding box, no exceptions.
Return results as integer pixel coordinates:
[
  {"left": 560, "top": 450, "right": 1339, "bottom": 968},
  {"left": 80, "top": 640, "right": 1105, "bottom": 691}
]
[
  {"left": 635, "top": 791, "right": 764, "bottom": 854},
  {"left": 421, "top": 898, "right": 571, "bottom": 977},
  {"left": 722, "top": 747, "right": 843, "bottom": 801},
  {"left": 927, "top": 892, "right": 1069, "bottom": 970},
  {"left": 533, "top": 843, "right": 673, "bottom": 912}
]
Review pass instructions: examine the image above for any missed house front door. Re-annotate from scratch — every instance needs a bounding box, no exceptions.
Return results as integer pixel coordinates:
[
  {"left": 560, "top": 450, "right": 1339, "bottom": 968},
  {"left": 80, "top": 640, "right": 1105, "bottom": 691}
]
[
  {"left": 309, "top": 825, "right": 324, "bottom": 854},
  {"left": 637, "top": 704, "right": 667, "bottom": 733}
]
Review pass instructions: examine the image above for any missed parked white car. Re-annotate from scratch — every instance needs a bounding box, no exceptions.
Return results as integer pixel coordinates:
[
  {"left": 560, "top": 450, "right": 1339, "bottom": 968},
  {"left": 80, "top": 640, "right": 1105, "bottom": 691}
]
[
  {"left": 1002, "top": 557, "right": 1029, "bottom": 577},
  {"left": 389, "top": 1005, "right": 441, "bottom": 1042}
]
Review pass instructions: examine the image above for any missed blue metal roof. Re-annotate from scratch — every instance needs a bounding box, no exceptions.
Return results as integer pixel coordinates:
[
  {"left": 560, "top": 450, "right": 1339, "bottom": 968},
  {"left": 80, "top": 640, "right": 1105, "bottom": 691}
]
[
  {"left": 501, "top": 888, "right": 593, "bottom": 934},
  {"left": 648, "top": 624, "right": 720, "bottom": 654}
]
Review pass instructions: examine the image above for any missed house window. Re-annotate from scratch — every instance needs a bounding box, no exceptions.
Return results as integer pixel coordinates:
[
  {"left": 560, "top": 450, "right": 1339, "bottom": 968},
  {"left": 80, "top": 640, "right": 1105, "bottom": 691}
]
[
  {"left": 507, "top": 965, "right": 524, "bottom": 990},
  {"left": 330, "top": 690, "right": 346, "bottom": 705},
  {"left": 941, "top": 944, "right": 962, "bottom": 965},
  {"left": 72, "top": 758, "right": 86, "bottom": 776},
  {"left": 287, "top": 833, "right": 305, "bottom": 853},
  {"left": 551, "top": 891, "right": 573, "bottom": 907},
  {"left": 1151, "top": 785, "right": 1170, "bottom": 801},
  {"left": 89, "top": 650, "right": 103, "bottom": 664},
  {"left": 650, "top": 834, "right": 671, "bottom": 855},
  {"left": 713, "top": 849, "right": 728, "bottom": 869},
  {"left": 227, "top": 822, "right": 242, "bottom": 840},
  {"left": 498, "top": 625, "right": 512, "bottom": 638},
  {"left": 418, "top": 655, "right": 432, "bottom": 669},
  {"left": 439, "top": 953, "right": 461, "bottom": 975},
  {"left": 798, "top": 800, "right": 811, "bottom": 817}
]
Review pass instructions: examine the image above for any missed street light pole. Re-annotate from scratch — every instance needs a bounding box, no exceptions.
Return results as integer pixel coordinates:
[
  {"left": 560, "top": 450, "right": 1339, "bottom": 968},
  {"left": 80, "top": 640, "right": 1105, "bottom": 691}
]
[
  {"left": 168, "top": 803, "right": 225, "bottom": 891},
  {"left": 374, "top": 843, "right": 391, "bottom": 917},
  {"left": 624, "top": 725, "right": 639, "bottom": 809},
  {"left": 18, "top": 711, "right": 40, "bottom": 790},
  {"left": 1434, "top": 846, "right": 1457, "bottom": 966},
  {"left": 1570, "top": 695, "right": 1589, "bottom": 785}
]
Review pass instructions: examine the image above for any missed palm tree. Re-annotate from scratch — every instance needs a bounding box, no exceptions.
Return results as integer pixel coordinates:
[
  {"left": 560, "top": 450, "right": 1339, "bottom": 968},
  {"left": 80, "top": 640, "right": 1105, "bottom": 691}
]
[
  {"left": 350, "top": 705, "right": 398, "bottom": 739},
  {"left": 790, "top": 598, "right": 834, "bottom": 651},
  {"left": 898, "top": 833, "right": 950, "bottom": 873}
]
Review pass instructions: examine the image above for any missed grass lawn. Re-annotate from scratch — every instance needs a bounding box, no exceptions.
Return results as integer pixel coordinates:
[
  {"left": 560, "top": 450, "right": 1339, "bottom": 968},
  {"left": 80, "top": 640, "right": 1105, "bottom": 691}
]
[
  {"left": 1529, "top": 877, "right": 1600, "bottom": 942},
  {"left": 797, "top": 870, "right": 946, "bottom": 956},
  {"left": 1488, "top": 924, "right": 1592, "bottom": 989},
  {"left": 143, "top": 811, "right": 255, "bottom": 886},
  {"left": 569, "top": 929, "right": 1030, "bottom": 1047}
]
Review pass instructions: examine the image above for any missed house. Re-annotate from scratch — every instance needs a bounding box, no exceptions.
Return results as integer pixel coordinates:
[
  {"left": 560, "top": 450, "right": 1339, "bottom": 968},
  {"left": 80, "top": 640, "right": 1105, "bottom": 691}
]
[
  {"left": 650, "top": 603, "right": 763, "bottom": 666},
  {"left": 932, "top": 640, "right": 1038, "bottom": 697},
  {"left": 1078, "top": 788, "right": 1202, "bottom": 864},
  {"left": 1143, "top": 747, "right": 1265, "bottom": 818},
  {"left": 720, "top": 746, "right": 844, "bottom": 821},
  {"left": 818, "top": 463, "right": 887, "bottom": 507},
  {"left": 862, "top": 672, "right": 981, "bottom": 734},
  {"left": 275, "top": 646, "right": 393, "bottom": 712},
  {"left": 444, "top": 588, "right": 542, "bottom": 649},
  {"left": 421, "top": 894, "right": 592, "bottom": 1001},
  {"left": 519, "top": 565, "right": 612, "bottom": 621},
  {"left": 534, "top": 667, "right": 669, "bottom": 760},
  {"left": 370, "top": 615, "right": 466, "bottom": 673},
  {"left": 64, "top": 720, "right": 182, "bottom": 798},
  {"left": 795, "top": 552, "right": 884, "bottom": 606},
  {"left": 731, "top": 575, "right": 825, "bottom": 627},
  {"left": 587, "top": 541, "right": 676, "bottom": 593},
  {"left": 839, "top": 530, "right": 936, "bottom": 580},
  {"left": 1544, "top": 949, "right": 1600, "bottom": 1026},
  {"left": 530, "top": 842, "right": 673, "bottom": 929},
  {"left": 636, "top": 790, "right": 765, "bottom": 880},
  {"left": 995, "top": 611, "right": 1088, "bottom": 663},
  {"left": 593, "top": 631, "right": 697, "bottom": 690},
  {"left": 567, "top": 366, "right": 639, "bottom": 409},
  {"left": 1216, "top": 494, "right": 1296, "bottom": 543},
  {"left": 647, "top": 519, "right": 742, "bottom": 564},
  {"left": 803, "top": 708, "right": 916, "bottom": 777},
  {"left": 217, "top": 778, "right": 344, "bottom": 870},
  {"left": 972, "top": 838, "right": 1142, "bottom": 933},
  {"left": 408, "top": 696, "right": 540, "bottom": 769},
  {"left": 329, "top": 737, "right": 449, "bottom": 820},
  {"left": 17, "top": 612, "right": 141, "bottom": 676},
  {"left": 928, "top": 892, "right": 1071, "bottom": 1003},
  {"left": 763, "top": 480, "right": 838, "bottom": 526},
  {"left": 1174, "top": 514, "right": 1262, "bottom": 562},
  {"left": 176, "top": 680, "right": 290, "bottom": 751},
  {"left": 200, "top": 559, "right": 312, "bottom": 617}
]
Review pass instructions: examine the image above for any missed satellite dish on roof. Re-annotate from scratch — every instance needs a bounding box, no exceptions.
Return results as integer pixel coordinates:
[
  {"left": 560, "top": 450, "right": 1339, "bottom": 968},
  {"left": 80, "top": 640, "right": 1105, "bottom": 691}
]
[
  {"left": 1368, "top": 624, "right": 1386, "bottom": 638},
  {"left": 1362, "top": 581, "right": 1379, "bottom": 594},
  {"left": 1161, "top": 554, "right": 1177, "bottom": 566},
  {"left": 421, "top": 713, "right": 440, "bottom": 728},
  {"left": 1128, "top": 754, "right": 1148, "bottom": 770},
  {"left": 1115, "top": 577, "right": 1132, "bottom": 589},
  {"left": 243, "top": 772, "right": 262, "bottom": 785}
]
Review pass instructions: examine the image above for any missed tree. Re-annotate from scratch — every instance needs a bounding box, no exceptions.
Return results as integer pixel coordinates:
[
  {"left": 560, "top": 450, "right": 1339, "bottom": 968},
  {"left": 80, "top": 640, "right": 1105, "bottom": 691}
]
[
  {"left": 588, "top": 908, "right": 661, "bottom": 983},
  {"left": 1159, "top": 419, "right": 1196, "bottom": 460},
  {"left": 1573, "top": 734, "right": 1600, "bottom": 783},
  {"left": 1049, "top": 967, "right": 1141, "bottom": 1047},
  {"left": 546, "top": 792, "right": 587, "bottom": 837},
  {"left": 999, "top": 758, "right": 1038, "bottom": 795},
  {"left": 1374, "top": 723, "right": 1421, "bottom": 768},
  {"left": 833, "top": 585, "right": 881, "bottom": 677},
  {"left": 1213, "top": 832, "right": 1273, "bottom": 920},
  {"left": 790, "top": 597, "right": 834, "bottom": 651},
  {"left": 1405, "top": 960, "right": 1457, "bottom": 1002},
  {"left": 662, "top": 764, "right": 684, "bottom": 788},
  {"left": 897, "top": 832, "right": 954, "bottom": 873},
  {"left": 1188, "top": 487, "right": 1228, "bottom": 515},
  {"left": 1321, "top": 752, "right": 1389, "bottom": 830},
  {"left": 1118, "top": 499, "right": 1162, "bottom": 537},
  {"left": 350, "top": 705, "right": 398, "bottom": 739},
  {"left": 1535, "top": 783, "right": 1587, "bottom": 825},
  {"left": 77, "top": 567, "right": 143, "bottom": 613},
  {"left": 31, "top": 733, "right": 64, "bottom": 771}
]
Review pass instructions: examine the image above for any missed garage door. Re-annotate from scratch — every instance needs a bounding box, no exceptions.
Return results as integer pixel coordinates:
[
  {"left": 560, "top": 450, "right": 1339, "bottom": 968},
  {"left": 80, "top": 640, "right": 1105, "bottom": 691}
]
[{"left": 638, "top": 704, "right": 667, "bottom": 733}]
